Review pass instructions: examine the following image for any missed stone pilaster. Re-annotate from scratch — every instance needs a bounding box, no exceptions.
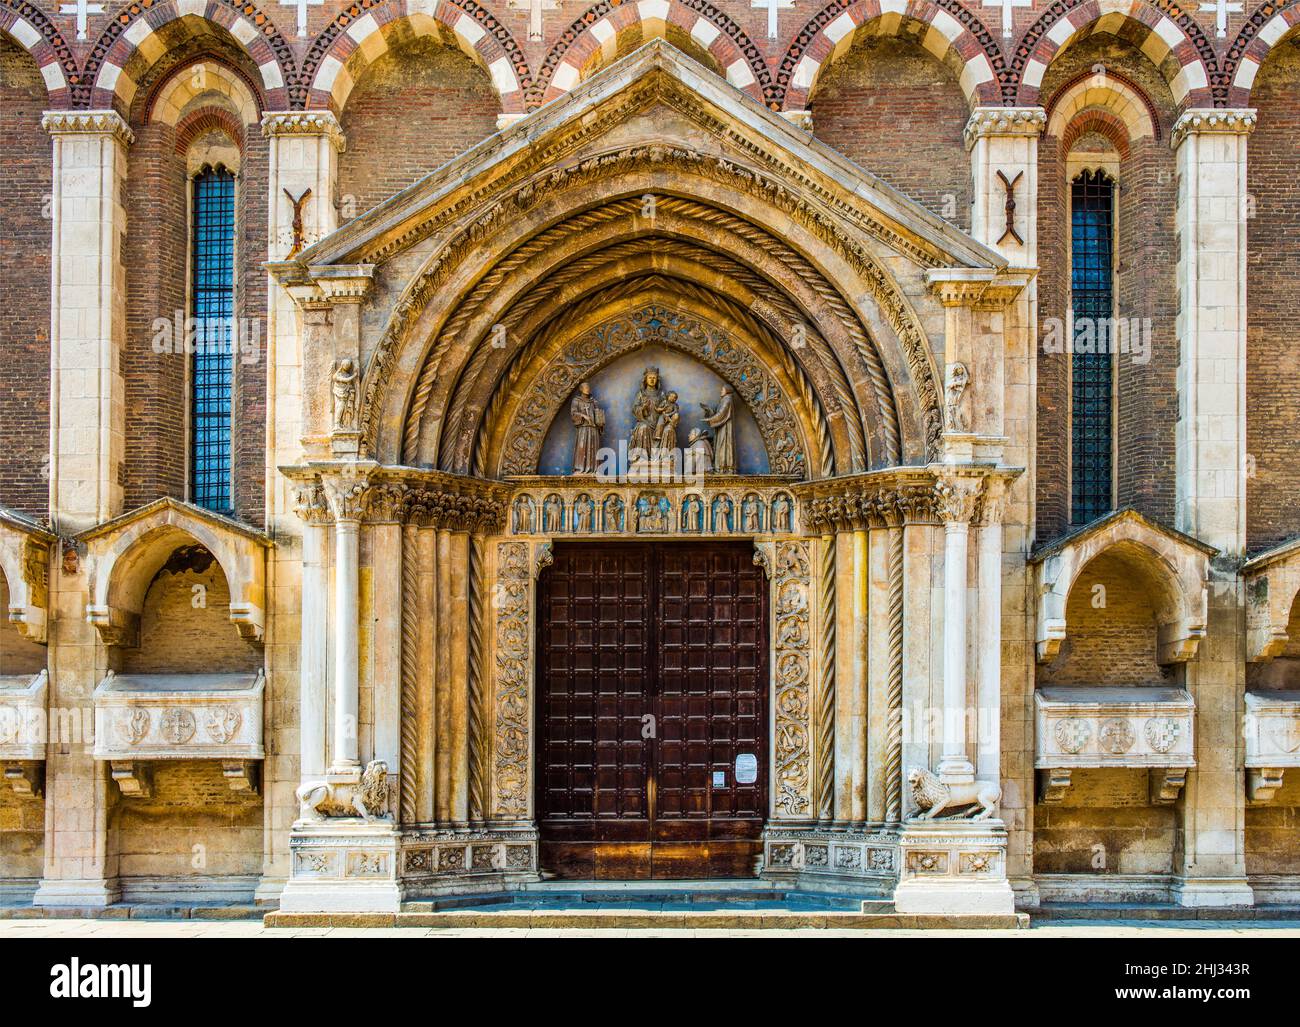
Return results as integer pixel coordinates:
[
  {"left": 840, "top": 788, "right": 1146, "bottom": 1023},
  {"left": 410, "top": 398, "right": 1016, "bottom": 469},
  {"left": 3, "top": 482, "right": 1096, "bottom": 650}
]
[
  {"left": 964, "top": 107, "right": 1045, "bottom": 267},
  {"left": 41, "top": 111, "right": 132, "bottom": 534},
  {"left": 1171, "top": 108, "right": 1256, "bottom": 908}
]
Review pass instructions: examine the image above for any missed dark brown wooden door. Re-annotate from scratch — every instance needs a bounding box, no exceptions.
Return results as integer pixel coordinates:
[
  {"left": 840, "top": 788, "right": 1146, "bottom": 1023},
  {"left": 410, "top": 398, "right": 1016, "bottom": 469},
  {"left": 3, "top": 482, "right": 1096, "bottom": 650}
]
[{"left": 537, "top": 541, "right": 768, "bottom": 879}]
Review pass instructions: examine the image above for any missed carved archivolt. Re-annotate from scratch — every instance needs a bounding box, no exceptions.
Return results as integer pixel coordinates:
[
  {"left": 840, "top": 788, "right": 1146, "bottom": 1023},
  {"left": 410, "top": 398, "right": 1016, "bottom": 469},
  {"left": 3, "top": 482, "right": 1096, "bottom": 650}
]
[
  {"left": 358, "top": 146, "right": 942, "bottom": 465},
  {"left": 773, "top": 540, "right": 813, "bottom": 819},
  {"left": 494, "top": 303, "right": 809, "bottom": 478},
  {"left": 492, "top": 542, "right": 532, "bottom": 819}
]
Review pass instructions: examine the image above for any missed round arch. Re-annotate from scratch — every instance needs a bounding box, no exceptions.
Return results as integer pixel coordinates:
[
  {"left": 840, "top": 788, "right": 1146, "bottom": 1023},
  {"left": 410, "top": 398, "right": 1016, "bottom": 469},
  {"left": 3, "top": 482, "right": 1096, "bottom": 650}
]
[
  {"left": 1227, "top": 1, "right": 1300, "bottom": 105},
  {"left": 0, "top": 9, "right": 73, "bottom": 105},
  {"left": 778, "top": 0, "right": 1004, "bottom": 111},
  {"left": 301, "top": 0, "right": 530, "bottom": 115}
]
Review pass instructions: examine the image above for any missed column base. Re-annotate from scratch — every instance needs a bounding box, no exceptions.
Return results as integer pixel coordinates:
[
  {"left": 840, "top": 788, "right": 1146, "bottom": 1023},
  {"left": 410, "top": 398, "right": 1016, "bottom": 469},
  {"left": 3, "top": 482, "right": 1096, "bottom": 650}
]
[
  {"left": 32, "top": 878, "right": 122, "bottom": 908},
  {"left": 1173, "top": 877, "right": 1255, "bottom": 908},
  {"left": 279, "top": 819, "right": 403, "bottom": 913},
  {"left": 893, "top": 819, "right": 1015, "bottom": 915}
]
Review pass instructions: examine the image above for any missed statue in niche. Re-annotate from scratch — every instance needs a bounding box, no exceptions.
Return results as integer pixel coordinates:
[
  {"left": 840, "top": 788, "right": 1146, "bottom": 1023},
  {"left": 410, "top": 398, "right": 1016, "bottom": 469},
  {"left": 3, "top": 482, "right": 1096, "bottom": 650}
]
[
  {"left": 602, "top": 494, "right": 624, "bottom": 532},
  {"left": 701, "top": 385, "right": 736, "bottom": 474},
  {"left": 771, "top": 493, "right": 792, "bottom": 533},
  {"left": 569, "top": 382, "right": 604, "bottom": 474},
  {"left": 681, "top": 495, "right": 703, "bottom": 532},
  {"left": 945, "top": 361, "right": 970, "bottom": 433},
  {"left": 685, "top": 428, "right": 713, "bottom": 475},
  {"left": 712, "top": 495, "right": 734, "bottom": 533},
  {"left": 628, "top": 367, "right": 664, "bottom": 459},
  {"left": 636, "top": 494, "right": 670, "bottom": 533},
  {"left": 573, "top": 494, "right": 594, "bottom": 533},
  {"left": 512, "top": 495, "right": 535, "bottom": 534},
  {"left": 741, "top": 494, "right": 762, "bottom": 533},
  {"left": 653, "top": 391, "right": 681, "bottom": 453},
  {"left": 542, "top": 494, "right": 564, "bottom": 533},
  {"left": 332, "top": 358, "right": 358, "bottom": 431}
]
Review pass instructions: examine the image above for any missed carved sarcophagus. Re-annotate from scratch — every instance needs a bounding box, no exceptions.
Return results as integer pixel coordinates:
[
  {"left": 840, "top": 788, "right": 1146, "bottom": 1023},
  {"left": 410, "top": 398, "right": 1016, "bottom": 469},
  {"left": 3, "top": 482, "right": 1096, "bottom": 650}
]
[
  {"left": 0, "top": 670, "right": 48, "bottom": 796},
  {"left": 92, "top": 669, "right": 265, "bottom": 796},
  {"left": 1244, "top": 690, "right": 1300, "bottom": 802},
  {"left": 1034, "top": 686, "right": 1195, "bottom": 805}
]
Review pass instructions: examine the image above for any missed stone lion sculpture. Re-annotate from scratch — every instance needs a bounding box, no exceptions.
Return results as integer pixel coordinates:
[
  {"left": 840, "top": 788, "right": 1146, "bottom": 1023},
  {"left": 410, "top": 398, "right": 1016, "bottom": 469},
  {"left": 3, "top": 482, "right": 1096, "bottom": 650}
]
[
  {"left": 296, "top": 760, "right": 390, "bottom": 822},
  {"left": 907, "top": 767, "right": 1000, "bottom": 821}
]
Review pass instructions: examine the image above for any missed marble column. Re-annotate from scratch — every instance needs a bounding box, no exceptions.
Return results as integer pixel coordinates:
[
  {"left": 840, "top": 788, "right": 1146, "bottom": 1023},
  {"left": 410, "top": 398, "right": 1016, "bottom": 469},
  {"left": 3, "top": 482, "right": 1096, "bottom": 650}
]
[
  {"left": 323, "top": 471, "right": 371, "bottom": 774},
  {"left": 976, "top": 479, "right": 1006, "bottom": 782},
  {"left": 936, "top": 477, "right": 980, "bottom": 785},
  {"left": 295, "top": 485, "right": 329, "bottom": 782},
  {"left": 1171, "top": 109, "right": 1257, "bottom": 908}
]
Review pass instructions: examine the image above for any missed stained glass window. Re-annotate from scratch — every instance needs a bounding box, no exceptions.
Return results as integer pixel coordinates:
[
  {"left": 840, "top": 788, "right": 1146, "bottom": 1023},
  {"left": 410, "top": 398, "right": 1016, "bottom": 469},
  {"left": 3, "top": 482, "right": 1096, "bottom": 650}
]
[
  {"left": 1070, "top": 169, "right": 1115, "bottom": 525},
  {"left": 191, "top": 167, "right": 235, "bottom": 516}
]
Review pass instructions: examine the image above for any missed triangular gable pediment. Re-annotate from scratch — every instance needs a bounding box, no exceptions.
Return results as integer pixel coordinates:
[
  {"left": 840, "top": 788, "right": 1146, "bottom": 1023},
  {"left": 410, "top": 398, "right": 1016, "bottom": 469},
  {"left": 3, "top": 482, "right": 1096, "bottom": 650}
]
[{"left": 296, "top": 39, "right": 1005, "bottom": 274}]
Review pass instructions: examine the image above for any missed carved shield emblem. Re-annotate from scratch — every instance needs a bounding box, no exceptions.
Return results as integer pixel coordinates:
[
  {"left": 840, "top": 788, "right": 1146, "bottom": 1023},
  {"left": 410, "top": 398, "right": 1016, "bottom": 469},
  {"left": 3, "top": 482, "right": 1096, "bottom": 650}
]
[
  {"left": 1098, "top": 717, "right": 1136, "bottom": 755},
  {"left": 0, "top": 705, "right": 22, "bottom": 745},
  {"left": 1054, "top": 718, "right": 1092, "bottom": 754},
  {"left": 1143, "top": 717, "right": 1181, "bottom": 755},
  {"left": 123, "top": 708, "right": 151, "bottom": 745},
  {"left": 159, "top": 708, "right": 196, "bottom": 745},
  {"left": 1267, "top": 716, "right": 1300, "bottom": 754},
  {"left": 205, "top": 707, "right": 242, "bottom": 744}
]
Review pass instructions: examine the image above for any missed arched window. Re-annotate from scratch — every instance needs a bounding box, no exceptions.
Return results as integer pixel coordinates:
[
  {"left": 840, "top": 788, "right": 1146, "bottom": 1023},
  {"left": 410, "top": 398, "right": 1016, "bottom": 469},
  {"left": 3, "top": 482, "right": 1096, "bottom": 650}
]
[
  {"left": 1070, "top": 169, "right": 1115, "bottom": 525},
  {"left": 190, "top": 166, "right": 236, "bottom": 516}
]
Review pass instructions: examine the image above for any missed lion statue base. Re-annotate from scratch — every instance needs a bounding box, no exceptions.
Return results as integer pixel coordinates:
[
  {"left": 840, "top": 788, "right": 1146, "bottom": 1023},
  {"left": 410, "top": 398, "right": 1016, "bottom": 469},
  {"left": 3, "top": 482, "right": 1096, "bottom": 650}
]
[
  {"left": 907, "top": 767, "right": 1000, "bottom": 821},
  {"left": 296, "top": 759, "right": 391, "bottom": 822}
]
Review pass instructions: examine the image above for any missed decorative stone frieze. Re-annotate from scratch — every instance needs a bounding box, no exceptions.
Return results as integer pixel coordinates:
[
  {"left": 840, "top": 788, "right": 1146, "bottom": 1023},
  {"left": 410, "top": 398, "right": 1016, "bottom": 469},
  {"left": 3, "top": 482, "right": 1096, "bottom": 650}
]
[
  {"left": 1244, "top": 691, "right": 1300, "bottom": 802},
  {"left": 0, "top": 669, "right": 48, "bottom": 797},
  {"left": 283, "top": 466, "right": 510, "bottom": 532},
  {"left": 507, "top": 477, "right": 798, "bottom": 537},
  {"left": 762, "top": 829, "right": 896, "bottom": 886},
  {"left": 1030, "top": 509, "right": 1214, "bottom": 666},
  {"left": 1034, "top": 687, "right": 1196, "bottom": 805},
  {"left": 400, "top": 830, "right": 539, "bottom": 888},
  {"left": 795, "top": 470, "right": 940, "bottom": 532},
  {"left": 92, "top": 670, "right": 266, "bottom": 795},
  {"left": 772, "top": 540, "right": 813, "bottom": 819}
]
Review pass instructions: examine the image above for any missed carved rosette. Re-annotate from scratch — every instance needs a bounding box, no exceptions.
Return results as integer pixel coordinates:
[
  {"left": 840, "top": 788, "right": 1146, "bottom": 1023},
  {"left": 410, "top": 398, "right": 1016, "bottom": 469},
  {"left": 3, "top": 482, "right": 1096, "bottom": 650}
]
[
  {"left": 772, "top": 540, "right": 813, "bottom": 819},
  {"left": 492, "top": 542, "right": 532, "bottom": 818}
]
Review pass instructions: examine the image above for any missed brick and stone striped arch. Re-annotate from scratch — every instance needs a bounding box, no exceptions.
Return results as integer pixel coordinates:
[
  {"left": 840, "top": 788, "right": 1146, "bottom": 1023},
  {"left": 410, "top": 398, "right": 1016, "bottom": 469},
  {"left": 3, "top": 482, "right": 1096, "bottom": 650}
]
[
  {"left": 777, "top": 0, "right": 1004, "bottom": 112},
  {"left": 1224, "top": 0, "right": 1300, "bottom": 106},
  {"left": 1012, "top": 0, "right": 1218, "bottom": 109},
  {"left": 1, "top": 2, "right": 75, "bottom": 106},
  {"left": 81, "top": 0, "right": 295, "bottom": 111},
  {"left": 537, "top": 0, "right": 773, "bottom": 108},
  {"left": 301, "top": 0, "right": 530, "bottom": 115},
  {"left": 1045, "top": 69, "right": 1161, "bottom": 151}
]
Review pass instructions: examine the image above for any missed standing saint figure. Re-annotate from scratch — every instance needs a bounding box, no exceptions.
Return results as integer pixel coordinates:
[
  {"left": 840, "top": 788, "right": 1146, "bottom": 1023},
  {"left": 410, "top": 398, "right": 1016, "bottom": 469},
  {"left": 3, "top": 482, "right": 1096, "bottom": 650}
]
[
  {"left": 570, "top": 382, "right": 604, "bottom": 474},
  {"left": 628, "top": 368, "right": 664, "bottom": 458},
  {"left": 701, "top": 385, "right": 736, "bottom": 474}
]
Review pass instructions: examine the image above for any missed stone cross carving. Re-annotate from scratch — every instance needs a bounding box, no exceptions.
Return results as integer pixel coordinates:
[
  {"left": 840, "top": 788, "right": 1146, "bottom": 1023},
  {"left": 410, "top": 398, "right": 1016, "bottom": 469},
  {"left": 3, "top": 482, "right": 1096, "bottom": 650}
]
[
  {"left": 981, "top": 0, "right": 1031, "bottom": 38},
  {"left": 59, "top": 0, "right": 104, "bottom": 41},
  {"left": 279, "top": 0, "right": 324, "bottom": 38},
  {"left": 1198, "top": 0, "right": 1242, "bottom": 38},
  {"left": 284, "top": 187, "right": 312, "bottom": 257},
  {"left": 752, "top": 0, "right": 794, "bottom": 41},
  {"left": 997, "top": 169, "right": 1024, "bottom": 246}
]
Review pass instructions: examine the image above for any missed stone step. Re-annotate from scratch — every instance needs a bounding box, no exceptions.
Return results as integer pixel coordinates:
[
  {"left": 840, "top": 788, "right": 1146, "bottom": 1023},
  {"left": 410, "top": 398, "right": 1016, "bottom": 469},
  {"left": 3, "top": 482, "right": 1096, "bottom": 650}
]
[{"left": 263, "top": 909, "right": 1030, "bottom": 929}]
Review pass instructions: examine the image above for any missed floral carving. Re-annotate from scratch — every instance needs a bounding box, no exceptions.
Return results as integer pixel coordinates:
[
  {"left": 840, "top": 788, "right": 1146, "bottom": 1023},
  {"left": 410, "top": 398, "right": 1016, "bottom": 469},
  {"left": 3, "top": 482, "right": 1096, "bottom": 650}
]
[
  {"left": 494, "top": 542, "right": 532, "bottom": 818},
  {"left": 773, "top": 540, "right": 813, "bottom": 818}
]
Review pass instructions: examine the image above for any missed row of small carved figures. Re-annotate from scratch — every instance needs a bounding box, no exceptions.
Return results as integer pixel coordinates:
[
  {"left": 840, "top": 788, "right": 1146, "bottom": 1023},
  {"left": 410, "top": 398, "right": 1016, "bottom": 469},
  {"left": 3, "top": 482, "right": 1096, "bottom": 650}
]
[{"left": 510, "top": 490, "right": 797, "bottom": 535}]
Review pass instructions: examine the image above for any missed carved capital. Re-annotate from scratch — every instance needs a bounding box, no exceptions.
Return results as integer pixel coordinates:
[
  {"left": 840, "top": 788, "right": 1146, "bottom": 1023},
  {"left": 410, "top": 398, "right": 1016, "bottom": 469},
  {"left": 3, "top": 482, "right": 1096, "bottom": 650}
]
[
  {"left": 934, "top": 476, "right": 981, "bottom": 525},
  {"left": 321, "top": 469, "right": 374, "bottom": 523},
  {"left": 261, "top": 111, "right": 346, "bottom": 152},
  {"left": 42, "top": 109, "right": 134, "bottom": 146},
  {"left": 964, "top": 107, "right": 1046, "bottom": 150},
  {"left": 1170, "top": 108, "right": 1256, "bottom": 149}
]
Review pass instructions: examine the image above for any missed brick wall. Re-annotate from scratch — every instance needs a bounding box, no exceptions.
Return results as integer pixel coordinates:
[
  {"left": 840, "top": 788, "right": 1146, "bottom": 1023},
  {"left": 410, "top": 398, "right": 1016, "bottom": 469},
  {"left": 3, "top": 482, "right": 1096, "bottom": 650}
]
[
  {"left": 338, "top": 37, "right": 502, "bottom": 219},
  {"left": 235, "top": 129, "right": 268, "bottom": 526},
  {"left": 0, "top": 40, "right": 52, "bottom": 519},
  {"left": 1246, "top": 39, "right": 1300, "bottom": 554},
  {"left": 810, "top": 34, "right": 971, "bottom": 231},
  {"left": 1034, "top": 769, "right": 1176, "bottom": 875},
  {"left": 1036, "top": 551, "right": 1173, "bottom": 686},
  {"left": 119, "top": 546, "right": 262, "bottom": 675},
  {"left": 1035, "top": 39, "right": 1178, "bottom": 541}
]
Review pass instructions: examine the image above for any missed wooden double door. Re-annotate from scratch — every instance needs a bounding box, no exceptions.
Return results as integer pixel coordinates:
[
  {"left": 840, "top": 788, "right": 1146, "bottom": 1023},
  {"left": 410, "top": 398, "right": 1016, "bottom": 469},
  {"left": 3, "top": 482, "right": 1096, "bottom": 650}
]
[{"left": 536, "top": 542, "right": 769, "bottom": 879}]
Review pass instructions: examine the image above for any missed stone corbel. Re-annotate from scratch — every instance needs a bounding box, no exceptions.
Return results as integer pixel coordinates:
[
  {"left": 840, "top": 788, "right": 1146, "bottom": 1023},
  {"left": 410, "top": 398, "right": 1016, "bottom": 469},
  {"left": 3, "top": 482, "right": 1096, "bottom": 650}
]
[
  {"left": 2, "top": 762, "right": 44, "bottom": 798},
  {"left": 110, "top": 760, "right": 154, "bottom": 799},
  {"left": 222, "top": 760, "right": 261, "bottom": 794},
  {"left": 86, "top": 604, "right": 141, "bottom": 649},
  {"left": 1247, "top": 767, "right": 1285, "bottom": 804},
  {"left": 1036, "top": 768, "right": 1072, "bottom": 804},
  {"left": 1150, "top": 768, "right": 1188, "bottom": 806},
  {"left": 1157, "top": 618, "right": 1208, "bottom": 665}
]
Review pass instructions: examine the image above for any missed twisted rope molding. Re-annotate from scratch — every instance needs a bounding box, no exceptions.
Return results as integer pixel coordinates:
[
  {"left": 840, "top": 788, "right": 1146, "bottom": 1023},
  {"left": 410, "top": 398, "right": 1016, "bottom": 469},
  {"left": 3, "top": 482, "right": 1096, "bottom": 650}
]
[
  {"left": 814, "top": 535, "right": 837, "bottom": 821},
  {"left": 399, "top": 523, "right": 420, "bottom": 825},
  {"left": 884, "top": 525, "right": 905, "bottom": 823},
  {"left": 466, "top": 533, "right": 488, "bottom": 823}
]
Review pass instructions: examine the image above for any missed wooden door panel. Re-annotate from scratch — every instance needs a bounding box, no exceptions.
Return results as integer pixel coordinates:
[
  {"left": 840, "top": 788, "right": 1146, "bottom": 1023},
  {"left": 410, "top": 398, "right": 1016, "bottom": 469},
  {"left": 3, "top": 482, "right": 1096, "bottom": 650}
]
[{"left": 537, "top": 542, "right": 767, "bottom": 880}]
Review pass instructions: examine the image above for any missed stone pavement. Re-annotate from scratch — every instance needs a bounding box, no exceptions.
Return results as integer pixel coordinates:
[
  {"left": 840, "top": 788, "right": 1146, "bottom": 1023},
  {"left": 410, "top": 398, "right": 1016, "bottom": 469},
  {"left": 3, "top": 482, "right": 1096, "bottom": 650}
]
[{"left": 1, "top": 918, "right": 1298, "bottom": 938}]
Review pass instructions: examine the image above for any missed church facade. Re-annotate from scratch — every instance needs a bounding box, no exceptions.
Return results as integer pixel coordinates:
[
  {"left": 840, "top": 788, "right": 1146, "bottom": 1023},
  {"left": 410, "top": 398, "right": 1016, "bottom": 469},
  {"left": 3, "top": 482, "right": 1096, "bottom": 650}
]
[{"left": 1, "top": 0, "right": 1299, "bottom": 917}]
